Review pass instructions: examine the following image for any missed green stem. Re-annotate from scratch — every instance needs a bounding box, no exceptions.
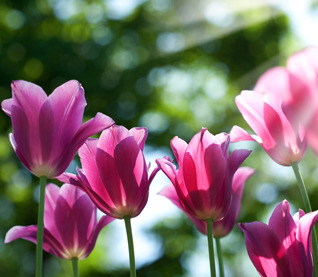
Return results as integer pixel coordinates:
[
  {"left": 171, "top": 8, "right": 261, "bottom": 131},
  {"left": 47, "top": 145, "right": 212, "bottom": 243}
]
[
  {"left": 215, "top": 237, "right": 224, "bottom": 277},
  {"left": 72, "top": 257, "right": 79, "bottom": 277},
  {"left": 35, "top": 176, "right": 47, "bottom": 277},
  {"left": 206, "top": 219, "right": 216, "bottom": 277},
  {"left": 292, "top": 162, "right": 318, "bottom": 277},
  {"left": 124, "top": 216, "right": 136, "bottom": 277}
]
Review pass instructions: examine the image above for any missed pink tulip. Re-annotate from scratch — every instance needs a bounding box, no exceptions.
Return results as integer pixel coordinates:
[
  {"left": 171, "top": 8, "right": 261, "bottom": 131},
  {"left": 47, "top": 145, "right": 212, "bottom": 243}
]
[
  {"left": 5, "top": 183, "right": 114, "bottom": 260},
  {"left": 59, "top": 125, "right": 159, "bottom": 219},
  {"left": 160, "top": 167, "right": 255, "bottom": 237},
  {"left": 239, "top": 200, "right": 318, "bottom": 277},
  {"left": 156, "top": 128, "right": 251, "bottom": 221},
  {"left": 1, "top": 80, "right": 114, "bottom": 178},
  {"left": 230, "top": 67, "right": 308, "bottom": 166}
]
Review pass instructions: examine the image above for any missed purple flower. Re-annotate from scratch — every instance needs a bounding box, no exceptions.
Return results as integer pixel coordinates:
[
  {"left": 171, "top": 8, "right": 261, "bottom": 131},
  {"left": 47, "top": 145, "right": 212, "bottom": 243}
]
[
  {"left": 5, "top": 183, "right": 114, "bottom": 260},
  {"left": 1, "top": 80, "right": 114, "bottom": 178},
  {"left": 59, "top": 125, "right": 159, "bottom": 219},
  {"left": 156, "top": 128, "right": 251, "bottom": 221},
  {"left": 239, "top": 200, "right": 318, "bottom": 277}
]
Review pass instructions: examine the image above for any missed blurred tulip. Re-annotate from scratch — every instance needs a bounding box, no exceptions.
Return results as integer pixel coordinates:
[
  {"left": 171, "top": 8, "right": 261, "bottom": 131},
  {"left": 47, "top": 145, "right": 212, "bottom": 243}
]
[
  {"left": 1, "top": 80, "right": 114, "bottom": 178},
  {"left": 5, "top": 183, "right": 114, "bottom": 260},
  {"left": 230, "top": 48, "right": 318, "bottom": 165},
  {"left": 59, "top": 125, "right": 159, "bottom": 219},
  {"left": 160, "top": 167, "right": 255, "bottom": 237},
  {"left": 239, "top": 200, "right": 318, "bottom": 277},
  {"left": 156, "top": 128, "right": 251, "bottom": 221},
  {"left": 285, "top": 47, "right": 318, "bottom": 155}
]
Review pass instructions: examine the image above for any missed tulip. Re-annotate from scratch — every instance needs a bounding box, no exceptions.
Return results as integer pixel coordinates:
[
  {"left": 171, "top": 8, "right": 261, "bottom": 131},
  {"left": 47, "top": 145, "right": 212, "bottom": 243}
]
[
  {"left": 230, "top": 68, "right": 308, "bottom": 166},
  {"left": 156, "top": 128, "right": 251, "bottom": 277},
  {"left": 156, "top": 128, "right": 251, "bottom": 222},
  {"left": 1, "top": 80, "right": 114, "bottom": 179},
  {"left": 59, "top": 125, "right": 158, "bottom": 219},
  {"left": 59, "top": 125, "right": 159, "bottom": 277},
  {"left": 5, "top": 183, "right": 114, "bottom": 272},
  {"left": 239, "top": 200, "right": 318, "bottom": 277}
]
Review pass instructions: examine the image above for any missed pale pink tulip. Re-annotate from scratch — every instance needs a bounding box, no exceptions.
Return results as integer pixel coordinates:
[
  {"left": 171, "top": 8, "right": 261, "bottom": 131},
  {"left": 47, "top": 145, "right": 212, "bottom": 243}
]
[
  {"left": 160, "top": 167, "right": 255, "bottom": 237},
  {"left": 239, "top": 200, "right": 318, "bottom": 277},
  {"left": 59, "top": 125, "right": 159, "bottom": 219},
  {"left": 1, "top": 80, "right": 114, "bottom": 178},
  {"left": 156, "top": 128, "right": 251, "bottom": 221},
  {"left": 5, "top": 183, "right": 114, "bottom": 260},
  {"left": 231, "top": 67, "right": 308, "bottom": 166}
]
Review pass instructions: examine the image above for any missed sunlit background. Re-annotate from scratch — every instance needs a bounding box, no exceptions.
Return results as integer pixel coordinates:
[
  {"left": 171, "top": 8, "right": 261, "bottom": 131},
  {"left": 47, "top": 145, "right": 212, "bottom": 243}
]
[{"left": 1, "top": 0, "right": 318, "bottom": 276}]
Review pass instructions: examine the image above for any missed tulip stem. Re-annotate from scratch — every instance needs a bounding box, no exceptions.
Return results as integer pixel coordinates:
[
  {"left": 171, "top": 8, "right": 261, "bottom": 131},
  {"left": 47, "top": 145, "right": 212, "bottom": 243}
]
[
  {"left": 292, "top": 162, "right": 318, "bottom": 277},
  {"left": 206, "top": 219, "right": 216, "bottom": 277},
  {"left": 72, "top": 257, "right": 79, "bottom": 277},
  {"left": 124, "top": 216, "right": 136, "bottom": 277},
  {"left": 215, "top": 237, "right": 225, "bottom": 277},
  {"left": 36, "top": 176, "right": 46, "bottom": 277}
]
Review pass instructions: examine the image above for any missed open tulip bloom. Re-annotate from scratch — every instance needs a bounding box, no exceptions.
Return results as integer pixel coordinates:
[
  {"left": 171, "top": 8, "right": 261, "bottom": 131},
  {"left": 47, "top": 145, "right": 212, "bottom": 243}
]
[
  {"left": 239, "top": 200, "right": 318, "bottom": 277},
  {"left": 1, "top": 79, "right": 114, "bottom": 277},
  {"left": 1, "top": 80, "right": 114, "bottom": 179},
  {"left": 156, "top": 128, "right": 251, "bottom": 277},
  {"left": 5, "top": 183, "right": 114, "bottom": 276},
  {"left": 59, "top": 125, "right": 159, "bottom": 277}
]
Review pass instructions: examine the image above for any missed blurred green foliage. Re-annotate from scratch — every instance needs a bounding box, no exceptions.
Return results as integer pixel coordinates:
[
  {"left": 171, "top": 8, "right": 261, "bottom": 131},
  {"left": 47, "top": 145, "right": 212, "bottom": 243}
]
[{"left": 0, "top": 0, "right": 316, "bottom": 276}]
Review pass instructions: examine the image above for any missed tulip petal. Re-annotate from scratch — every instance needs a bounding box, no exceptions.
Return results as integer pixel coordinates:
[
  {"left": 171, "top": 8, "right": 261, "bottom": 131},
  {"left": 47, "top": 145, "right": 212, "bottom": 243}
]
[
  {"left": 5, "top": 225, "right": 38, "bottom": 244},
  {"left": 44, "top": 184, "right": 63, "bottom": 243},
  {"left": 228, "top": 149, "right": 252, "bottom": 177},
  {"left": 229, "top": 125, "right": 261, "bottom": 144},
  {"left": 239, "top": 222, "right": 290, "bottom": 277},
  {"left": 84, "top": 215, "right": 115, "bottom": 259},
  {"left": 116, "top": 136, "right": 149, "bottom": 212},
  {"left": 213, "top": 167, "right": 255, "bottom": 237},
  {"left": 156, "top": 157, "right": 178, "bottom": 186},
  {"left": 129, "top": 127, "right": 148, "bottom": 150},
  {"left": 38, "top": 100, "right": 55, "bottom": 166},
  {"left": 1, "top": 98, "right": 13, "bottom": 116},
  {"left": 235, "top": 90, "right": 273, "bottom": 147},
  {"left": 170, "top": 136, "right": 188, "bottom": 166},
  {"left": 9, "top": 133, "right": 32, "bottom": 172},
  {"left": 48, "top": 80, "right": 86, "bottom": 144},
  {"left": 78, "top": 139, "right": 110, "bottom": 202},
  {"left": 296, "top": 210, "right": 318, "bottom": 275},
  {"left": 254, "top": 67, "right": 294, "bottom": 103},
  {"left": 268, "top": 200, "right": 296, "bottom": 244}
]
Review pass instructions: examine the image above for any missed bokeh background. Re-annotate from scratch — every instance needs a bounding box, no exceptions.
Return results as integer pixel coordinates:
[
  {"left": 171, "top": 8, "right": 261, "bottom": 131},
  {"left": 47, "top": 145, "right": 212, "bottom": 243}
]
[{"left": 1, "top": 0, "right": 318, "bottom": 276}]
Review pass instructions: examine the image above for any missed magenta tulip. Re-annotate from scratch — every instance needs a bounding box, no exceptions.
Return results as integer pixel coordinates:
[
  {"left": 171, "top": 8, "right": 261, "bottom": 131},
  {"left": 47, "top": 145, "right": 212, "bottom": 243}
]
[
  {"left": 5, "top": 183, "right": 114, "bottom": 260},
  {"left": 160, "top": 166, "right": 255, "bottom": 237},
  {"left": 239, "top": 200, "right": 318, "bottom": 277},
  {"left": 156, "top": 128, "right": 251, "bottom": 221},
  {"left": 1, "top": 80, "right": 114, "bottom": 178},
  {"left": 59, "top": 125, "right": 159, "bottom": 219}
]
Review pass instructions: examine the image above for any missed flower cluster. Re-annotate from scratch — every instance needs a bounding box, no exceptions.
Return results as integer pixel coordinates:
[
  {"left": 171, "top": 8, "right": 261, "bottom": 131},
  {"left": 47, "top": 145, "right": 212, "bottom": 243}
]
[{"left": 2, "top": 47, "right": 318, "bottom": 277}]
